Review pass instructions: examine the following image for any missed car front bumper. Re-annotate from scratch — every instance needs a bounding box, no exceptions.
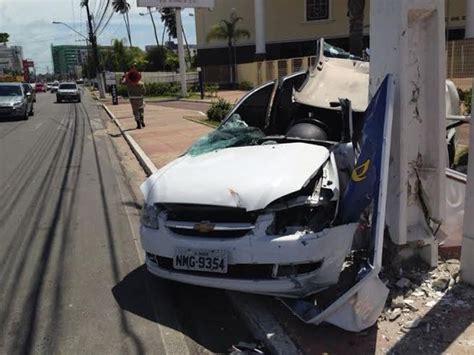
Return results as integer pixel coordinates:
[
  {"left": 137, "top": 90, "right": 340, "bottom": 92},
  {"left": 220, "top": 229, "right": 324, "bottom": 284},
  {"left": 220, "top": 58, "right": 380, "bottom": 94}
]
[
  {"left": 140, "top": 215, "right": 358, "bottom": 298},
  {"left": 0, "top": 106, "right": 26, "bottom": 118}
]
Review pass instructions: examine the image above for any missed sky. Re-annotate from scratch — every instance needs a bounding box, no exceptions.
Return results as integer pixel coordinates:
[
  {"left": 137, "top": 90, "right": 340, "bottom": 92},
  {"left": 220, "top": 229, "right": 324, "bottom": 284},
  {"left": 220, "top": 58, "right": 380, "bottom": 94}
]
[{"left": 0, "top": 0, "right": 197, "bottom": 74}]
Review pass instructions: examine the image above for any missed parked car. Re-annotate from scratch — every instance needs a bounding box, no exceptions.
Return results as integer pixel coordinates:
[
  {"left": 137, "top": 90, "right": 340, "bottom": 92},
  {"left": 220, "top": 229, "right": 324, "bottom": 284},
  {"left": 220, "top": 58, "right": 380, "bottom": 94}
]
[
  {"left": 46, "top": 82, "right": 53, "bottom": 91},
  {"left": 50, "top": 81, "right": 59, "bottom": 93},
  {"left": 56, "top": 82, "right": 81, "bottom": 103},
  {"left": 35, "top": 83, "right": 46, "bottom": 93},
  {"left": 0, "top": 82, "right": 34, "bottom": 120}
]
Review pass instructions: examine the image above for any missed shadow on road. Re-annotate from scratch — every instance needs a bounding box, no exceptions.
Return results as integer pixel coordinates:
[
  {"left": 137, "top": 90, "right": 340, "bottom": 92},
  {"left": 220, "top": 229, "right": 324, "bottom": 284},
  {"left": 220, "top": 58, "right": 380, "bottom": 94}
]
[{"left": 113, "top": 265, "right": 258, "bottom": 353}]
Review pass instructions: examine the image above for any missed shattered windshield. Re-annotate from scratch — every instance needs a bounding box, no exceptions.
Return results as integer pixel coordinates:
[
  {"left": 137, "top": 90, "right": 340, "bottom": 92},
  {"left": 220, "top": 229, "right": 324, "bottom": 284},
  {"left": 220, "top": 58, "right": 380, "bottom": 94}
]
[{"left": 187, "top": 114, "right": 265, "bottom": 156}]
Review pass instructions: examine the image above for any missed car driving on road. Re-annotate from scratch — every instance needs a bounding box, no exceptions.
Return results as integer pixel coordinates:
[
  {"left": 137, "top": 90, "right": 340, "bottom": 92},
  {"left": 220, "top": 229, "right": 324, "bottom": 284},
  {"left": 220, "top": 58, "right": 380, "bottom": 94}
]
[
  {"left": 0, "top": 83, "right": 34, "bottom": 120},
  {"left": 35, "top": 83, "right": 46, "bottom": 93},
  {"left": 50, "top": 81, "right": 59, "bottom": 93},
  {"left": 56, "top": 82, "right": 81, "bottom": 103}
]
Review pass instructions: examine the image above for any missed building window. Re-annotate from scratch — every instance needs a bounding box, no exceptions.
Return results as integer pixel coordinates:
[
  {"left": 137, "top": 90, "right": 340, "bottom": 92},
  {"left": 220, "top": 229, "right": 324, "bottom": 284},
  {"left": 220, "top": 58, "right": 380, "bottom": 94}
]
[{"left": 306, "top": 0, "right": 330, "bottom": 21}]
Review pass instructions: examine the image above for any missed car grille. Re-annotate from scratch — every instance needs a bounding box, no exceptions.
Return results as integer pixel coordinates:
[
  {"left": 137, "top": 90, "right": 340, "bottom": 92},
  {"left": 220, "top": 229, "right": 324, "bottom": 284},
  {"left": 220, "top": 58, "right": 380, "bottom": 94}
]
[
  {"left": 0, "top": 107, "right": 13, "bottom": 115},
  {"left": 167, "top": 226, "right": 250, "bottom": 238},
  {"left": 161, "top": 204, "right": 257, "bottom": 238}
]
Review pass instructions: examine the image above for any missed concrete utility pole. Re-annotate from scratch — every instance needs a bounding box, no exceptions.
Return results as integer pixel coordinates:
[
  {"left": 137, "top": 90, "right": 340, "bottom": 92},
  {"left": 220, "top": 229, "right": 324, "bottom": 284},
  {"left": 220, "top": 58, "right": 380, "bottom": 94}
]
[
  {"left": 370, "top": 0, "right": 446, "bottom": 267},
  {"left": 466, "top": 0, "right": 474, "bottom": 38},
  {"left": 254, "top": 0, "right": 266, "bottom": 59},
  {"left": 461, "top": 79, "right": 474, "bottom": 285},
  {"left": 83, "top": 0, "right": 105, "bottom": 98},
  {"left": 175, "top": 8, "right": 188, "bottom": 97}
]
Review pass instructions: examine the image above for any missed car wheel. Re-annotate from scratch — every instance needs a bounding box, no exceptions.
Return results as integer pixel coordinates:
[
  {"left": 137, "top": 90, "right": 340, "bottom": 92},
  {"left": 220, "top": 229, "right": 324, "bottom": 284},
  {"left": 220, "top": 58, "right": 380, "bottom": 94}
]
[
  {"left": 77, "top": 97, "right": 81, "bottom": 103},
  {"left": 57, "top": 97, "right": 61, "bottom": 103}
]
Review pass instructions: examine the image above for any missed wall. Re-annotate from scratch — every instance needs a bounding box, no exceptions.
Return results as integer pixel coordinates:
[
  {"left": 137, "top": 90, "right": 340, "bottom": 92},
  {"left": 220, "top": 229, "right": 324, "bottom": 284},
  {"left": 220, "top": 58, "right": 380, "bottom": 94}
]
[{"left": 196, "top": 0, "right": 468, "bottom": 68}]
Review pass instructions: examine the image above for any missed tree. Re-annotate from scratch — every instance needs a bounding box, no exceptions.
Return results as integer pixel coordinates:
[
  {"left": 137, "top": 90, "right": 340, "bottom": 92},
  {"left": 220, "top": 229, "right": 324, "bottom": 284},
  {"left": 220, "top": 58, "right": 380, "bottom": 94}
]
[
  {"left": 145, "top": 46, "right": 166, "bottom": 71},
  {"left": 0, "top": 33, "right": 9, "bottom": 44},
  {"left": 347, "top": 0, "right": 366, "bottom": 57},
  {"left": 206, "top": 12, "right": 250, "bottom": 85},
  {"left": 112, "top": 0, "right": 133, "bottom": 47},
  {"left": 112, "top": 39, "right": 128, "bottom": 71},
  {"left": 161, "top": 8, "right": 177, "bottom": 41}
]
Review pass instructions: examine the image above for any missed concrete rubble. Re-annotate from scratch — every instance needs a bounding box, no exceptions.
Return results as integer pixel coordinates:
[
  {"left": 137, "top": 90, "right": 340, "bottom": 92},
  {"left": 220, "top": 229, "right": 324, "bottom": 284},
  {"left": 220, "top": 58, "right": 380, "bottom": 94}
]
[{"left": 376, "top": 257, "right": 474, "bottom": 353}]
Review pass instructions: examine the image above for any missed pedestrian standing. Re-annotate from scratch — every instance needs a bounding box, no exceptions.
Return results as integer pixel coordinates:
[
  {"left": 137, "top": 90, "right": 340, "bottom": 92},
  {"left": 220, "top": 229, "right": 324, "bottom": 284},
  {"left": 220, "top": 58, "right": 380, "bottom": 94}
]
[{"left": 122, "top": 69, "right": 146, "bottom": 129}]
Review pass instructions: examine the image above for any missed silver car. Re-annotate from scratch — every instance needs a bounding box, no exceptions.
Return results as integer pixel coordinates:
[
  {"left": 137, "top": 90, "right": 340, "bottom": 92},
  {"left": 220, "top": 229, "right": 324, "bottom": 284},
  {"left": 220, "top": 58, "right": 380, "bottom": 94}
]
[
  {"left": 0, "top": 83, "right": 34, "bottom": 120},
  {"left": 56, "top": 82, "right": 81, "bottom": 103}
]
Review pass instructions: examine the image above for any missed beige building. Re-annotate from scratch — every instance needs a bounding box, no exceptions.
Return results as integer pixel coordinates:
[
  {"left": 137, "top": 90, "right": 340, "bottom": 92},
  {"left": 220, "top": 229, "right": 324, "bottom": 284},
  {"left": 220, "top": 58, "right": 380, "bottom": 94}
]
[{"left": 195, "top": 0, "right": 469, "bottom": 83}]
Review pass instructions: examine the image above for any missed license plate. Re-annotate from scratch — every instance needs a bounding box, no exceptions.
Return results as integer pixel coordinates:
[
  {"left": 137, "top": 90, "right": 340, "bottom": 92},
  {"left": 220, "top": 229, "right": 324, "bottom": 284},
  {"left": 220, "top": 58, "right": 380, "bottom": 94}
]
[{"left": 173, "top": 248, "right": 228, "bottom": 273}]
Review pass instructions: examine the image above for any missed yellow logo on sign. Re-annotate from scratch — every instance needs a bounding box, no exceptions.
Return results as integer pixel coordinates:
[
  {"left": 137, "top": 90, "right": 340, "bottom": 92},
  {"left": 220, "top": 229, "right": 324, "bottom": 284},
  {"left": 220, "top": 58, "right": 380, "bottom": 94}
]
[{"left": 351, "top": 159, "right": 371, "bottom": 182}]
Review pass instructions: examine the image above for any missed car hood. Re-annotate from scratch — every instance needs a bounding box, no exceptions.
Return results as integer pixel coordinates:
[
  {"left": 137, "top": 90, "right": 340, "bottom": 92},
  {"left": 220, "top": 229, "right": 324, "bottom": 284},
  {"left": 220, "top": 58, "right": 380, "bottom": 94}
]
[
  {"left": 0, "top": 95, "right": 22, "bottom": 106},
  {"left": 141, "top": 142, "right": 330, "bottom": 211}
]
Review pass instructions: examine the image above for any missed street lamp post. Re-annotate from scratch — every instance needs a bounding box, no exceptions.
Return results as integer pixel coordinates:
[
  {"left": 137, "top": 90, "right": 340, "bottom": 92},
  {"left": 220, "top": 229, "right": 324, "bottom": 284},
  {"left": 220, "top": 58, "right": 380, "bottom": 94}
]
[
  {"left": 52, "top": 16, "right": 105, "bottom": 98},
  {"left": 140, "top": 8, "right": 160, "bottom": 47}
]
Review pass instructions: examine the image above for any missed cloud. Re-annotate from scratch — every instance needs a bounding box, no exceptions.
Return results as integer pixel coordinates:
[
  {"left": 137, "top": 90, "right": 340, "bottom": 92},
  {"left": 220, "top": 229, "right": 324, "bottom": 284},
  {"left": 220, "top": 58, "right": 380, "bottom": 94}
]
[{"left": 0, "top": 1, "right": 197, "bottom": 73}]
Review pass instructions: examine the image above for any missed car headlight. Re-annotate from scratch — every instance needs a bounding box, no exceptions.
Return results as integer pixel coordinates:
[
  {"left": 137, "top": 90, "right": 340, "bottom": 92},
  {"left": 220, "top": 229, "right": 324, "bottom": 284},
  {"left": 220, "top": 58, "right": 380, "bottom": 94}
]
[
  {"left": 12, "top": 101, "right": 24, "bottom": 109},
  {"left": 141, "top": 203, "right": 160, "bottom": 229}
]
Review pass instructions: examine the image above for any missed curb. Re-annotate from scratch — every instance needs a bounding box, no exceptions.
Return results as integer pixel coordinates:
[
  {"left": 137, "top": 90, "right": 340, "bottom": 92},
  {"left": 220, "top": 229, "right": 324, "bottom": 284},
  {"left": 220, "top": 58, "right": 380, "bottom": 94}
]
[
  {"left": 228, "top": 292, "right": 302, "bottom": 355},
  {"left": 182, "top": 115, "right": 218, "bottom": 128},
  {"left": 101, "top": 103, "right": 158, "bottom": 176},
  {"left": 178, "top": 98, "right": 213, "bottom": 104}
]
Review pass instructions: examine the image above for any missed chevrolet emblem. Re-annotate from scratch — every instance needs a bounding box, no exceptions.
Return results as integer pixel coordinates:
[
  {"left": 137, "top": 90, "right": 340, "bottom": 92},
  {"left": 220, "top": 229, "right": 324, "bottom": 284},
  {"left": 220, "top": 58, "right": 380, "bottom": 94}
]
[{"left": 193, "top": 222, "right": 215, "bottom": 233}]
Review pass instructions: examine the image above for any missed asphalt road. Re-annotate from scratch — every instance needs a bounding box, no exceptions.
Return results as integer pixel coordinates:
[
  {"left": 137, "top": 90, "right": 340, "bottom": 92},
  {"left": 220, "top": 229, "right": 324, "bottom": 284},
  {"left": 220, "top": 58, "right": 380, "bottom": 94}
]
[{"left": 0, "top": 92, "right": 253, "bottom": 354}]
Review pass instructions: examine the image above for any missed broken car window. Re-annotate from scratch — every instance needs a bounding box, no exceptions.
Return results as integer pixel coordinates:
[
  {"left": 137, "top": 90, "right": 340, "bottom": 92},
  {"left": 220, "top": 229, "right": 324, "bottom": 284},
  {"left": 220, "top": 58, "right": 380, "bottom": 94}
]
[{"left": 187, "top": 114, "right": 266, "bottom": 157}]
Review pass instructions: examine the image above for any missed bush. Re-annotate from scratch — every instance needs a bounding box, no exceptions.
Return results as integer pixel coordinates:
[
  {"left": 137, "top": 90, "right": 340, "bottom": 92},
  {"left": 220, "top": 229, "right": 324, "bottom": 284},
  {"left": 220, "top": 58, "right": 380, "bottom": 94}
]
[
  {"left": 205, "top": 83, "right": 219, "bottom": 97},
  {"left": 457, "top": 88, "right": 472, "bottom": 114},
  {"left": 117, "top": 84, "right": 128, "bottom": 97},
  {"left": 238, "top": 80, "right": 254, "bottom": 91},
  {"left": 207, "top": 97, "right": 232, "bottom": 122},
  {"left": 145, "top": 82, "right": 180, "bottom": 96},
  {"left": 118, "top": 82, "right": 181, "bottom": 97}
]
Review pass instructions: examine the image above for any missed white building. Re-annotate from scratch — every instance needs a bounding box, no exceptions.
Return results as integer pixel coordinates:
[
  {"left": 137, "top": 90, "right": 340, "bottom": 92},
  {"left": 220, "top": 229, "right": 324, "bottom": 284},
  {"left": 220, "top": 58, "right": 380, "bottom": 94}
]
[{"left": 0, "top": 44, "right": 24, "bottom": 73}]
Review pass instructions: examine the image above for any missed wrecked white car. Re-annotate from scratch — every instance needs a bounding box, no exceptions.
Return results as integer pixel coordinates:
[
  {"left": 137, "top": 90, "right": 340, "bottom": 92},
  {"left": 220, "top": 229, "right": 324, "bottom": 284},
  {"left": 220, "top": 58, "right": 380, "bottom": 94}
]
[{"left": 140, "top": 40, "right": 397, "bottom": 333}]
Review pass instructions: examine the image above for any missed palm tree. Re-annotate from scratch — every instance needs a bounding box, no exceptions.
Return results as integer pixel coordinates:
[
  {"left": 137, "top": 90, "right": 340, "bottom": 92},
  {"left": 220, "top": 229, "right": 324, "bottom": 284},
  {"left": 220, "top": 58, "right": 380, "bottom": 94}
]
[
  {"left": 112, "top": 39, "right": 128, "bottom": 72},
  {"left": 160, "top": 9, "right": 192, "bottom": 68},
  {"left": 347, "top": 0, "right": 366, "bottom": 56},
  {"left": 112, "top": 0, "right": 133, "bottom": 47},
  {"left": 206, "top": 12, "right": 250, "bottom": 85},
  {"left": 0, "top": 33, "right": 9, "bottom": 44}
]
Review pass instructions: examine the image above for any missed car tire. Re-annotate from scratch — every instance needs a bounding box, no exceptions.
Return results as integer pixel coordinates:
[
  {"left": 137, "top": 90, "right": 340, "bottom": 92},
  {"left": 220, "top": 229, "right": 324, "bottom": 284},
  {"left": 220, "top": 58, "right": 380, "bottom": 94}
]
[
  {"left": 57, "top": 97, "right": 61, "bottom": 103},
  {"left": 77, "top": 97, "right": 81, "bottom": 103}
]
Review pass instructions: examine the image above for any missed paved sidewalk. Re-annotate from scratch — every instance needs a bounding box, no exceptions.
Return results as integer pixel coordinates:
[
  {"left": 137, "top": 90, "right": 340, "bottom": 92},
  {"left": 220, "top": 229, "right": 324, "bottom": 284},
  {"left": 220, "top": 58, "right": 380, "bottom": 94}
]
[{"left": 104, "top": 98, "right": 212, "bottom": 168}]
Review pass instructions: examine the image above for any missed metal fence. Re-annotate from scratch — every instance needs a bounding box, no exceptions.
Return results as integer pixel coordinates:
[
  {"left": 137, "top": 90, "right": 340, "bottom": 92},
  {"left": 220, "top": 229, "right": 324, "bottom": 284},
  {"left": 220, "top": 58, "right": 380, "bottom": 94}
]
[
  {"left": 201, "top": 38, "right": 474, "bottom": 86},
  {"left": 447, "top": 38, "right": 474, "bottom": 79},
  {"left": 113, "top": 71, "right": 199, "bottom": 84}
]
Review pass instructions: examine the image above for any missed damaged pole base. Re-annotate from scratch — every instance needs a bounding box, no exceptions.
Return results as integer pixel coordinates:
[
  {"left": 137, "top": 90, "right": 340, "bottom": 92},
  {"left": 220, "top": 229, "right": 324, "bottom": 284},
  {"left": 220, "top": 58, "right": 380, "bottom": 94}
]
[
  {"left": 406, "top": 224, "right": 439, "bottom": 268},
  {"left": 387, "top": 234, "right": 439, "bottom": 270}
]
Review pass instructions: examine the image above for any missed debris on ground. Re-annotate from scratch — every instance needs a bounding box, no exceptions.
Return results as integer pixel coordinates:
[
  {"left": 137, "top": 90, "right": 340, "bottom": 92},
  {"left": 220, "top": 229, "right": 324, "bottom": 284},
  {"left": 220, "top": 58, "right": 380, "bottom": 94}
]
[{"left": 376, "top": 257, "right": 474, "bottom": 353}]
